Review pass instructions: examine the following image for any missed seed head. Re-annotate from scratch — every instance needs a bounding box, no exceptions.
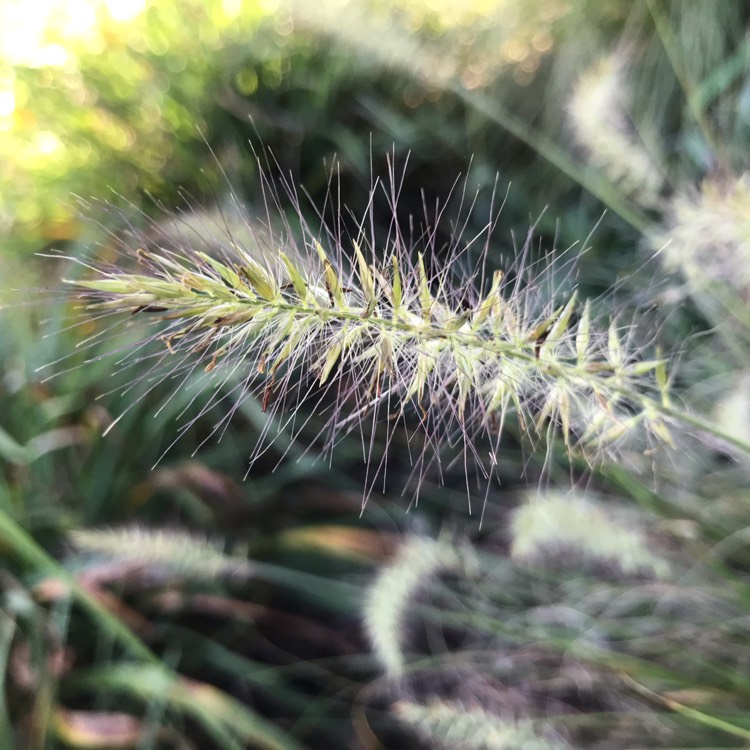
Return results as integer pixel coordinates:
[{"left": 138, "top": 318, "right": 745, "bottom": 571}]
[
  {"left": 569, "top": 52, "right": 663, "bottom": 205},
  {"left": 59, "top": 157, "right": 672, "bottom": 500}
]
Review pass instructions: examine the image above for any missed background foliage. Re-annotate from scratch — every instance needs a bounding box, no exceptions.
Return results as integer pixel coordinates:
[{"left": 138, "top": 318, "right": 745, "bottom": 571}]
[{"left": 3, "top": 0, "right": 750, "bottom": 747}]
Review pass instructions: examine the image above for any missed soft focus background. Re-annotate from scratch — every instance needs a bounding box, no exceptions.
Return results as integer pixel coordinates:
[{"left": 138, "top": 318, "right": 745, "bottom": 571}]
[{"left": 4, "top": 1, "right": 750, "bottom": 747}]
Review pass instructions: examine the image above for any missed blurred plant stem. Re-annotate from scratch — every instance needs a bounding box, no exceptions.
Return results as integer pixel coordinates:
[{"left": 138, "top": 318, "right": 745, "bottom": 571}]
[{"left": 0, "top": 509, "right": 157, "bottom": 663}]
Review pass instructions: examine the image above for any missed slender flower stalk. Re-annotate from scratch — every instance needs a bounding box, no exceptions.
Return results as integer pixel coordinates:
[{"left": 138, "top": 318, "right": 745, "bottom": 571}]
[{"left": 60, "top": 164, "right": 674, "bottom": 496}]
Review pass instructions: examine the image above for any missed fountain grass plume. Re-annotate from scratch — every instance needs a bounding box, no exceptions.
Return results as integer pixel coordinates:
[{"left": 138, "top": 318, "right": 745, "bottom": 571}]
[
  {"left": 511, "top": 489, "right": 671, "bottom": 579},
  {"left": 393, "top": 699, "right": 569, "bottom": 750},
  {"left": 70, "top": 526, "right": 253, "bottom": 580},
  {"left": 364, "top": 535, "right": 461, "bottom": 678},
  {"left": 655, "top": 172, "right": 750, "bottom": 300},
  {"left": 59, "top": 153, "right": 674, "bottom": 499},
  {"left": 569, "top": 52, "right": 663, "bottom": 205}
]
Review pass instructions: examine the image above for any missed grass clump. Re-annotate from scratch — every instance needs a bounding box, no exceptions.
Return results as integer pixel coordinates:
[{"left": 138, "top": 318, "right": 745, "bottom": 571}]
[
  {"left": 655, "top": 173, "right": 750, "bottom": 301},
  {"left": 8, "top": 2, "right": 750, "bottom": 748},
  {"left": 569, "top": 51, "right": 664, "bottom": 205}
]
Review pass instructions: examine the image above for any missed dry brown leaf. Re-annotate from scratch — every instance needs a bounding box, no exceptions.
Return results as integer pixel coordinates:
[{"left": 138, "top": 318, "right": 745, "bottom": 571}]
[
  {"left": 54, "top": 708, "right": 144, "bottom": 748},
  {"left": 279, "top": 525, "right": 397, "bottom": 561}
]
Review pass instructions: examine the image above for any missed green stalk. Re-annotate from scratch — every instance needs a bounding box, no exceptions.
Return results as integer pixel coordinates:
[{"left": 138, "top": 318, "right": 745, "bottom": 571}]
[
  {"left": 623, "top": 674, "right": 750, "bottom": 742},
  {"left": 0, "top": 510, "right": 156, "bottom": 663},
  {"left": 659, "top": 403, "right": 750, "bottom": 457},
  {"left": 0, "top": 610, "right": 15, "bottom": 748}
]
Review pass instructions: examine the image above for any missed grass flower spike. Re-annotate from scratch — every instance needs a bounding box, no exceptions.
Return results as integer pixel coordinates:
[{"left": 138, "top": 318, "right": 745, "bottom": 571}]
[
  {"left": 70, "top": 526, "right": 253, "bottom": 580},
  {"left": 569, "top": 53, "right": 663, "bottom": 205},
  {"left": 655, "top": 172, "right": 750, "bottom": 300},
  {"left": 393, "top": 699, "right": 568, "bottom": 750},
  {"left": 63, "top": 162, "right": 672, "bottom": 497},
  {"left": 364, "top": 535, "right": 460, "bottom": 677},
  {"left": 511, "top": 490, "right": 671, "bottom": 578}
]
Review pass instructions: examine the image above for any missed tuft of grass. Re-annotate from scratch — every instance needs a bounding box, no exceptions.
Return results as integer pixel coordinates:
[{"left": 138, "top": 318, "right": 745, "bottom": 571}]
[{"left": 363, "top": 503, "right": 750, "bottom": 748}]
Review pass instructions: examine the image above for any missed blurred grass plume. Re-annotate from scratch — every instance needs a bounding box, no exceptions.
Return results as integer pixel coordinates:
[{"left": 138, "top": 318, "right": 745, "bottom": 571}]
[
  {"left": 569, "top": 51, "right": 664, "bottom": 205},
  {"left": 393, "top": 698, "right": 567, "bottom": 750},
  {"left": 70, "top": 526, "right": 254, "bottom": 580}
]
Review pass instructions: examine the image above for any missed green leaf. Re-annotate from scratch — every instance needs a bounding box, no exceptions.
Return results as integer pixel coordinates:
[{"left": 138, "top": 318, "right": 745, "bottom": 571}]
[
  {"left": 608, "top": 320, "right": 623, "bottom": 367},
  {"left": 0, "top": 427, "right": 29, "bottom": 465},
  {"left": 391, "top": 254, "right": 403, "bottom": 311},
  {"left": 197, "top": 252, "right": 246, "bottom": 293},
  {"left": 237, "top": 259, "right": 278, "bottom": 301},
  {"left": 473, "top": 269, "right": 503, "bottom": 327}
]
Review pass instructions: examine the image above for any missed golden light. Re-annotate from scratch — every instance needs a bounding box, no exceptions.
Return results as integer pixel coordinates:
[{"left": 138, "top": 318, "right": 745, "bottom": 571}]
[
  {"left": 0, "top": 90, "right": 15, "bottom": 118},
  {"left": 0, "top": 0, "right": 146, "bottom": 68},
  {"left": 34, "top": 130, "right": 62, "bottom": 156},
  {"left": 104, "top": 0, "right": 147, "bottom": 22}
]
